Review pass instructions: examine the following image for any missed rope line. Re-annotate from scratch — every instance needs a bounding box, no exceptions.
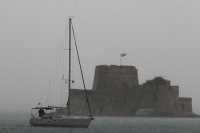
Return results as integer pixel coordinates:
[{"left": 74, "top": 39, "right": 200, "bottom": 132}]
[{"left": 71, "top": 22, "right": 92, "bottom": 115}]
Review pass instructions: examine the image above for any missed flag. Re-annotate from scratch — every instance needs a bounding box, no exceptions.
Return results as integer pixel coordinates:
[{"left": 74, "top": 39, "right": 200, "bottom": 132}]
[{"left": 121, "top": 53, "right": 126, "bottom": 57}]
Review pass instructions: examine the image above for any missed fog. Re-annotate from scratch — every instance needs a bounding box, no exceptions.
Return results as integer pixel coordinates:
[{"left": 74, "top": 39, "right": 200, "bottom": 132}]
[{"left": 0, "top": 0, "right": 199, "bottom": 114}]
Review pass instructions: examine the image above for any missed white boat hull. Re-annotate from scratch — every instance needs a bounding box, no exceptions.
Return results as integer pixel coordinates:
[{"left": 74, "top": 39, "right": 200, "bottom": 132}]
[{"left": 30, "top": 116, "right": 93, "bottom": 128}]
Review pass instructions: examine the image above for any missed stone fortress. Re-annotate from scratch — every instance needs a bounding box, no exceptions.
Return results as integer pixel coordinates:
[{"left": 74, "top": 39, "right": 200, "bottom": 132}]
[{"left": 70, "top": 65, "right": 193, "bottom": 116}]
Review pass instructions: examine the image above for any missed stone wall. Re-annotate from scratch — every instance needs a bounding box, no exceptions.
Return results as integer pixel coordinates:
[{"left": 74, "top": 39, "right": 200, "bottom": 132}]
[
  {"left": 178, "top": 97, "right": 193, "bottom": 114},
  {"left": 155, "top": 86, "right": 179, "bottom": 114},
  {"left": 138, "top": 85, "right": 179, "bottom": 114}
]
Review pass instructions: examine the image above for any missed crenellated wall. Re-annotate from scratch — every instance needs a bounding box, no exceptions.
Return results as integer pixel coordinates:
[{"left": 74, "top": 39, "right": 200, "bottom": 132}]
[{"left": 70, "top": 65, "right": 193, "bottom": 116}]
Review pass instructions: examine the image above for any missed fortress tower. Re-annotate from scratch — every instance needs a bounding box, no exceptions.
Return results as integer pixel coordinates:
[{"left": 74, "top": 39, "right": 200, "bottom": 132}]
[{"left": 92, "top": 65, "right": 139, "bottom": 91}]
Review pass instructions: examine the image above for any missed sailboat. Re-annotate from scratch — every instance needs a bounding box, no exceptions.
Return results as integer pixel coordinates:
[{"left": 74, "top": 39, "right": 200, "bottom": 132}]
[{"left": 30, "top": 18, "right": 94, "bottom": 128}]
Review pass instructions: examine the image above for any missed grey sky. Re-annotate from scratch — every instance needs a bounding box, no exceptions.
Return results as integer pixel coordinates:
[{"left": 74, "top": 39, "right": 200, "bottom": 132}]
[{"left": 0, "top": 0, "right": 200, "bottom": 114}]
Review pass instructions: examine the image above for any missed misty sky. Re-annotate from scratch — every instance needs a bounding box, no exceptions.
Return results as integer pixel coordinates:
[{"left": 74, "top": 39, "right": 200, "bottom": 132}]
[{"left": 0, "top": 0, "right": 200, "bottom": 114}]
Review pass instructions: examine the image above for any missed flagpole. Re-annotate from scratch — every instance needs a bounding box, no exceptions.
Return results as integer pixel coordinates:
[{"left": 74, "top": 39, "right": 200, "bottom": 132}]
[
  {"left": 120, "top": 55, "right": 121, "bottom": 66},
  {"left": 120, "top": 53, "right": 126, "bottom": 66}
]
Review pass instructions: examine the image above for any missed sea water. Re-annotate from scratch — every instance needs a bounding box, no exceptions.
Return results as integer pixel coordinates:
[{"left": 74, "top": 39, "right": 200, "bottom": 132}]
[{"left": 0, "top": 113, "right": 200, "bottom": 133}]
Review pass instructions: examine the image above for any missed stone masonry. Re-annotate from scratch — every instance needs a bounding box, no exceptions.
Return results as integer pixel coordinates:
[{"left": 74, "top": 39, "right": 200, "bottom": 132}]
[{"left": 70, "top": 65, "right": 193, "bottom": 116}]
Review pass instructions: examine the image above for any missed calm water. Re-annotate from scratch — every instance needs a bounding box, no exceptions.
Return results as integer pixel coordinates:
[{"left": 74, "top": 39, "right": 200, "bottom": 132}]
[{"left": 0, "top": 113, "right": 200, "bottom": 133}]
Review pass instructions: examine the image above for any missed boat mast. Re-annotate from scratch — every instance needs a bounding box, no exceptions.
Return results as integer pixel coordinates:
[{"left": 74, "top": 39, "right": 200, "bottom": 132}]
[
  {"left": 67, "top": 18, "right": 92, "bottom": 116},
  {"left": 68, "top": 18, "right": 72, "bottom": 115}
]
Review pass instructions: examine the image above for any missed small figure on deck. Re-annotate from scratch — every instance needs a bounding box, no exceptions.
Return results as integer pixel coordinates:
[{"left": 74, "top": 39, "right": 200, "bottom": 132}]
[{"left": 38, "top": 108, "right": 45, "bottom": 117}]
